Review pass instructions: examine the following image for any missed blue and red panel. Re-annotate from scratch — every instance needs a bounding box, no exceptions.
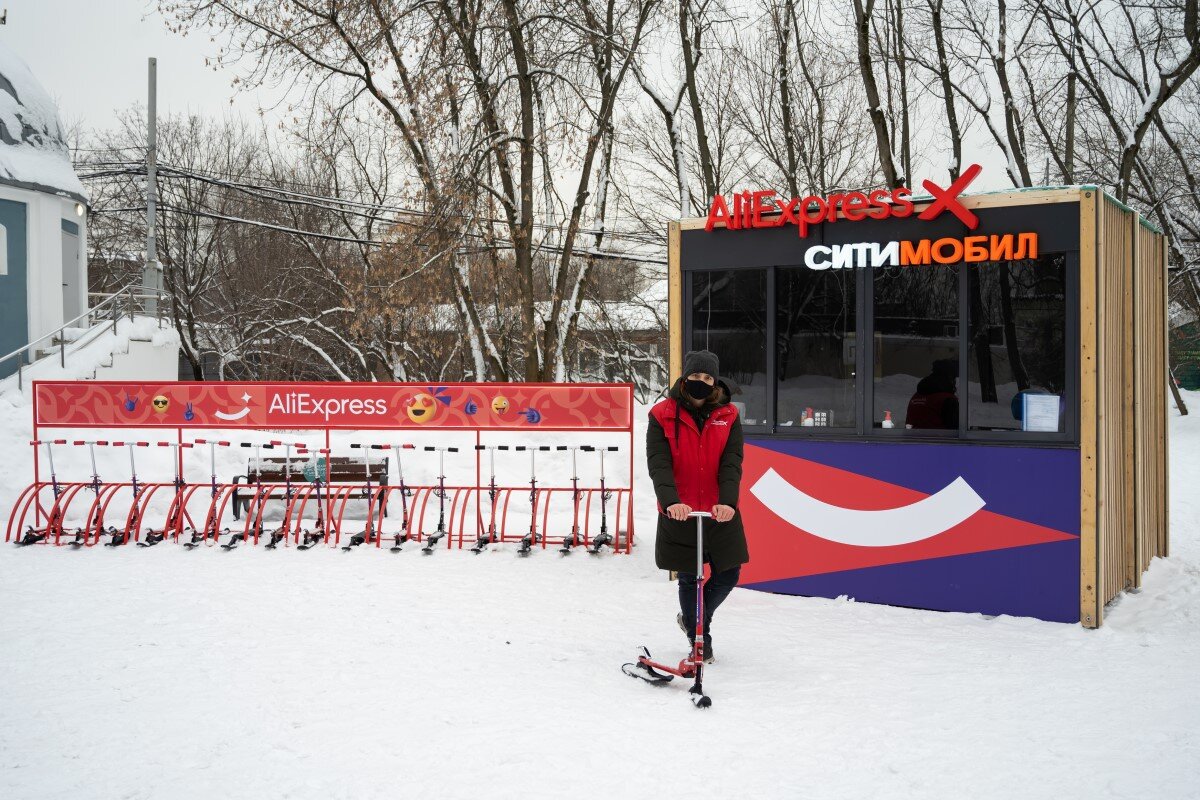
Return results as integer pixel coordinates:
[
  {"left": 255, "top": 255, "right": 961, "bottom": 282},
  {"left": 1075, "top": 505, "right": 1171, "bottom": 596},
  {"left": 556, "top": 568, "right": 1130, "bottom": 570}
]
[{"left": 738, "top": 439, "right": 1081, "bottom": 623}]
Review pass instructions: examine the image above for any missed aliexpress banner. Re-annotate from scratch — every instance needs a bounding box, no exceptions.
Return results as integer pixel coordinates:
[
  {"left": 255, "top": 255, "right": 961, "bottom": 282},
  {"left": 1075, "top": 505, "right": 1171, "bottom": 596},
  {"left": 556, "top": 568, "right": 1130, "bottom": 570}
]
[{"left": 32, "top": 382, "right": 634, "bottom": 431}]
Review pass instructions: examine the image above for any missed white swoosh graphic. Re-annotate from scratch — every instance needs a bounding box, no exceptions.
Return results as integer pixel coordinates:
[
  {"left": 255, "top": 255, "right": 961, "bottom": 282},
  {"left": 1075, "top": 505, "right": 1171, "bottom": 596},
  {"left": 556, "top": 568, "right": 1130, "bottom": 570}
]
[
  {"left": 214, "top": 407, "right": 251, "bottom": 421},
  {"left": 749, "top": 468, "right": 985, "bottom": 547}
]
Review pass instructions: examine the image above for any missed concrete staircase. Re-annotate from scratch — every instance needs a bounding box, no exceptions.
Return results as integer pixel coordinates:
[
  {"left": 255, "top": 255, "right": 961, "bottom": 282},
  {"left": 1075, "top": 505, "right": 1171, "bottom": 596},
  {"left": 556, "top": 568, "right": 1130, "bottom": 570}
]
[{"left": 0, "top": 315, "right": 180, "bottom": 396}]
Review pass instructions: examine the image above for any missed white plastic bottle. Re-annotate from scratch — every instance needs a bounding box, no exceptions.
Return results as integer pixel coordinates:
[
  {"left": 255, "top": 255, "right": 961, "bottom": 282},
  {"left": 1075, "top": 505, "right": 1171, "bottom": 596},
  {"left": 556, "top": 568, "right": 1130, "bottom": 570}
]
[
  {"left": 801, "top": 407, "right": 815, "bottom": 427},
  {"left": 882, "top": 410, "right": 895, "bottom": 429}
]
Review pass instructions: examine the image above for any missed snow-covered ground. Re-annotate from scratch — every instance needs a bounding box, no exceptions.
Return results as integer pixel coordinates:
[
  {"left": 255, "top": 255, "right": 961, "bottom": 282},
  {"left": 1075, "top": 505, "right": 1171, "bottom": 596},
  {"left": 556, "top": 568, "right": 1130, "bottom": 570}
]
[{"left": 1, "top": 390, "right": 1198, "bottom": 799}]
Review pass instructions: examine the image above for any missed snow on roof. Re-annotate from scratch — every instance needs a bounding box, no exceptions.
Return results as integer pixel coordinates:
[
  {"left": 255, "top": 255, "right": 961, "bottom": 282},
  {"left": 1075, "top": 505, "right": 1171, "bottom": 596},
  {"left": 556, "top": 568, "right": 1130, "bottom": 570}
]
[{"left": 0, "top": 43, "right": 87, "bottom": 203}]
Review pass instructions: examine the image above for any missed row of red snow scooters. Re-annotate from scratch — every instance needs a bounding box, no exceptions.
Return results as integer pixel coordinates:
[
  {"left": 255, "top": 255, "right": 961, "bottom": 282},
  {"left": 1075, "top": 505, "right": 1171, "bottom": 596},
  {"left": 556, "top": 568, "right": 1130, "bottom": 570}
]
[{"left": 8, "top": 438, "right": 631, "bottom": 554}]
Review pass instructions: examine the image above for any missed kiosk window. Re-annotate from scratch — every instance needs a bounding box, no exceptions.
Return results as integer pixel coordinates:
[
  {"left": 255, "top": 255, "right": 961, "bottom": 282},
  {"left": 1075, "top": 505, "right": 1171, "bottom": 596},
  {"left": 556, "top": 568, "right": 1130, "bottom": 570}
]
[
  {"left": 873, "top": 263, "right": 960, "bottom": 430},
  {"left": 776, "top": 267, "right": 856, "bottom": 428},
  {"left": 691, "top": 269, "right": 767, "bottom": 424},
  {"left": 967, "top": 255, "right": 1067, "bottom": 432}
]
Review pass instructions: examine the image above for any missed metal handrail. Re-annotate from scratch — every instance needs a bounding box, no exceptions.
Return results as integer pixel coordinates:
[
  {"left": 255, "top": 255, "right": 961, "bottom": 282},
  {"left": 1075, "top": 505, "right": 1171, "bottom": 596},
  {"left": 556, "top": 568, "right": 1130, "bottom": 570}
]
[{"left": 0, "top": 282, "right": 169, "bottom": 391}]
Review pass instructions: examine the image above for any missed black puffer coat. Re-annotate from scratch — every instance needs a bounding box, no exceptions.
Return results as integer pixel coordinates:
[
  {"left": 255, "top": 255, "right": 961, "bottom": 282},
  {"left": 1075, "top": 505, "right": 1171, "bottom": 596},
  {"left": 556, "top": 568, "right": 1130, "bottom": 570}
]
[{"left": 646, "top": 378, "right": 749, "bottom": 574}]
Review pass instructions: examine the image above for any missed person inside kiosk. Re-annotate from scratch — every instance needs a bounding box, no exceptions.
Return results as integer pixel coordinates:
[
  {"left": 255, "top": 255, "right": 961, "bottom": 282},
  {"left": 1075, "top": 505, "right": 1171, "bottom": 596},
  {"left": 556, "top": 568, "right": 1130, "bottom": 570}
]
[{"left": 906, "top": 359, "right": 960, "bottom": 430}]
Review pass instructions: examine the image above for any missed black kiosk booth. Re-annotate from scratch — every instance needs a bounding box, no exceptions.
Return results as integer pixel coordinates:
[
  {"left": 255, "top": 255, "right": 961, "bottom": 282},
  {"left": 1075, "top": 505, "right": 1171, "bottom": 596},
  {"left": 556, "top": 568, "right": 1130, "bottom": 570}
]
[{"left": 668, "top": 177, "right": 1168, "bottom": 626}]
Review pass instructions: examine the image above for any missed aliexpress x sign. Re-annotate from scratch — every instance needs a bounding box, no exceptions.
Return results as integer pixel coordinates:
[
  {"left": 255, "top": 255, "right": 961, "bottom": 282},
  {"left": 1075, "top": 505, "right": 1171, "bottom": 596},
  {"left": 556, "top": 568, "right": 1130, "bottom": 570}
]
[{"left": 705, "top": 163, "right": 983, "bottom": 237}]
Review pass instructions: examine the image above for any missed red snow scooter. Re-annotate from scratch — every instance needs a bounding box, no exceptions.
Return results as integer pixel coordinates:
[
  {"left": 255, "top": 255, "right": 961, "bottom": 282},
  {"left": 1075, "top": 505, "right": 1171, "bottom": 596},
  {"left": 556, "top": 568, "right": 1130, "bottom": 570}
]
[{"left": 623, "top": 511, "right": 714, "bottom": 708}]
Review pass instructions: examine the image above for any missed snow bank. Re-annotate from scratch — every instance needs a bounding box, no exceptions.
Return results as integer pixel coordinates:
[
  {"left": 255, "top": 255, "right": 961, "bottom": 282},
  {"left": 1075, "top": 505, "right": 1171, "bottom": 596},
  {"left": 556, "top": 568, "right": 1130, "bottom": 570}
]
[{"left": 0, "top": 392, "right": 1198, "bottom": 798}]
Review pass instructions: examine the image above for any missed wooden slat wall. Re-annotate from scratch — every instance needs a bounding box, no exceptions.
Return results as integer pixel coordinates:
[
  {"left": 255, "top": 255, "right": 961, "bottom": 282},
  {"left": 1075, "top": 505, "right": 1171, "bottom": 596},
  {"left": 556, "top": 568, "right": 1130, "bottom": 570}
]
[
  {"left": 1095, "top": 197, "right": 1133, "bottom": 609},
  {"left": 1134, "top": 221, "right": 1170, "bottom": 572},
  {"left": 1155, "top": 224, "right": 1171, "bottom": 560},
  {"left": 1088, "top": 195, "right": 1170, "bottom": 624}
]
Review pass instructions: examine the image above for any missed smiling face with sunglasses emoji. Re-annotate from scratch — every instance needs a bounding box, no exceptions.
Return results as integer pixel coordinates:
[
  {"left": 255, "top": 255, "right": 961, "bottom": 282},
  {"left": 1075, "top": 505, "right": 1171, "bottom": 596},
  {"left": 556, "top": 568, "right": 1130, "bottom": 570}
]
[{"left": 152, "top": 395, "right": 170, "bottom": 415}]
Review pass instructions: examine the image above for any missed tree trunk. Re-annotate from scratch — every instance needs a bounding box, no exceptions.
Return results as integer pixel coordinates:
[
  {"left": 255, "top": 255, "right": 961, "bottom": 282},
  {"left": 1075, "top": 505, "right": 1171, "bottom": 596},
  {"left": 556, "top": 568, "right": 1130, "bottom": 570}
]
[
  {"left": 499, "top": 0, "right": 540, "bottom": 381},
  {"left": 852, "top": 0, "right": 900, "bottom": 187},
  {"left": 680, "top": 0, "right": 717, "bottom": 198}
]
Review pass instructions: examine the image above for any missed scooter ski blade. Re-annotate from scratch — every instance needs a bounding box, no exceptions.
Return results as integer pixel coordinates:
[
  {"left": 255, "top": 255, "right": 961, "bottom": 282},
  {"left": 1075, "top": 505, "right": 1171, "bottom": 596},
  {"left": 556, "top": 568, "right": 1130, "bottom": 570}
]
[
  {"left": 296, "top": 532, "right": 322, "bottom": 550},
  {"left": 622, "top": 659, "right": 674, "bottom": 684},
  {"left": 689, "top": 691, "right": 713, "bottom": 708}
]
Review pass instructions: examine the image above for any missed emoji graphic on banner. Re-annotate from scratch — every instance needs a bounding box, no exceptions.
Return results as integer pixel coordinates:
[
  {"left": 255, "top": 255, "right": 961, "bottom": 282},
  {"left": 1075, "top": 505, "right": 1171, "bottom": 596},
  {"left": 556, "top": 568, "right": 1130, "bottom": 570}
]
[
  {"left": 406, "top": 393, "right": 437, "bottom": 424},
  {"left": 152, "top": 395, "right": 170, "bottom": 415},
  {"left": 491, "top": 396, "right": 510, "bottom": 416}
]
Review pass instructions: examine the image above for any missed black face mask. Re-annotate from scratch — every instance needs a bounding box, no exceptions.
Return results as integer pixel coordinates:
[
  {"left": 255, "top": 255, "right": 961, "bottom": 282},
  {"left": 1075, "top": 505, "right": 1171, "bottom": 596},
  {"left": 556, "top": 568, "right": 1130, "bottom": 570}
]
[{"left": 684, "top": 379, "right": 715, "bottom": 400}]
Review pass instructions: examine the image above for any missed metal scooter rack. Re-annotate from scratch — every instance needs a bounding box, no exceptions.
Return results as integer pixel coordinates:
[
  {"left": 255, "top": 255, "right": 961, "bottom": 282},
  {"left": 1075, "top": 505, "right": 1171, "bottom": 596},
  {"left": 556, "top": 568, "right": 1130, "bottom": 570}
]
[
  {"left": 9, "top": 381, "right": 636, "bottom": 553},
  {"left": 8, "top": 439, "right": 631, "bottom": 552}
]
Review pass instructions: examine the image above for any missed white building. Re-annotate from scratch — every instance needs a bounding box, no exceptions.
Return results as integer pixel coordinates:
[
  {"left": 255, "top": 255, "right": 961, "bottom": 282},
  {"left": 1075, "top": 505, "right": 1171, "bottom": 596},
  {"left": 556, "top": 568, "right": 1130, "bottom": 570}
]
[{"left": 0, "top": 44, "right": 88, "bottom": 378}]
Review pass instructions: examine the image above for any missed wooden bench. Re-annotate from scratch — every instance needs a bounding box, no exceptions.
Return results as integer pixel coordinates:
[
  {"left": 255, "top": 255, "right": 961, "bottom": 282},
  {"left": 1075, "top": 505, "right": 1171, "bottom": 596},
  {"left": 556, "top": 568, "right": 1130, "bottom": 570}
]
[{"left": 232, "top": 455, "right": 389, "bottom": 519}]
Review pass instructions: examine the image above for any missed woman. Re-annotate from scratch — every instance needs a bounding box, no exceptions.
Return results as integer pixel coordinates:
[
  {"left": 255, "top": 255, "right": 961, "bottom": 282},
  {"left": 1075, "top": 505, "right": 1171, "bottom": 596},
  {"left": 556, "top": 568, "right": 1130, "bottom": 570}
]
[{"left": 646, "top": 349, "right": 749, "bottom": 663}]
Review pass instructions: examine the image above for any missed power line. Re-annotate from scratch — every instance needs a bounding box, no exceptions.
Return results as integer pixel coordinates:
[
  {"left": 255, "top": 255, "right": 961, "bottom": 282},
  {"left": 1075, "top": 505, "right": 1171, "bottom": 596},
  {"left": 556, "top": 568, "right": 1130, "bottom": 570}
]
[
  {"left": 132, "top": 203, "right": 666, "bottom": 264},
  {"left": 77, "top": 159, "right": 666, "bottom": 248}
]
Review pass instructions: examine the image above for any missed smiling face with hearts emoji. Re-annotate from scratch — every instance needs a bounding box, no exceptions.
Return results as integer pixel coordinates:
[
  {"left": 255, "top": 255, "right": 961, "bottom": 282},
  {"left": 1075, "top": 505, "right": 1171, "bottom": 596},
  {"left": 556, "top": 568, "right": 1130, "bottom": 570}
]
[{"left": 406, "top": 393, "right": 437, "bottom": 424}]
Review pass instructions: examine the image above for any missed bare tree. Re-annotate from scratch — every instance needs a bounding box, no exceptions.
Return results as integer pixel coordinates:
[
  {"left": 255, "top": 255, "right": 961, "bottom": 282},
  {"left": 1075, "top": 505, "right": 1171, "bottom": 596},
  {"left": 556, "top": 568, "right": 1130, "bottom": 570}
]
[{"left": 1040, "top": 0, "right": 1200, "bottom": 201}]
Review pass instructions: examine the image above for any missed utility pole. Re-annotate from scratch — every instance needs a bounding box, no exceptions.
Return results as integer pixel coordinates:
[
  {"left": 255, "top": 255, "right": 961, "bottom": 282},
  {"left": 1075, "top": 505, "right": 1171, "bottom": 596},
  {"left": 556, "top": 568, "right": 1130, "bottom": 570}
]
[{"left": 143, "top": 57, "right": 160, "bottom": 317}]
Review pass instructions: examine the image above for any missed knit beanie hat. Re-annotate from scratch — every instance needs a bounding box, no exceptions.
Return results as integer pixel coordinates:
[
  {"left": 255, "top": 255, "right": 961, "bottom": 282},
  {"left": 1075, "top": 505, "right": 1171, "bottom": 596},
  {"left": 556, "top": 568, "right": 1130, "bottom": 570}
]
[{"left": 682, "top": 349, "right": 719, "bottom": 380}]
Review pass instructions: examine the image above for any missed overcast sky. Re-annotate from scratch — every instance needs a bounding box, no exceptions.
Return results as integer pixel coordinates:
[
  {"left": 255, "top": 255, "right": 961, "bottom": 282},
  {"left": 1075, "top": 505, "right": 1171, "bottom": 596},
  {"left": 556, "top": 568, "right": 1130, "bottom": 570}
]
[{"left": 2, "top": 0, "right": 280, "bottom": 134}]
